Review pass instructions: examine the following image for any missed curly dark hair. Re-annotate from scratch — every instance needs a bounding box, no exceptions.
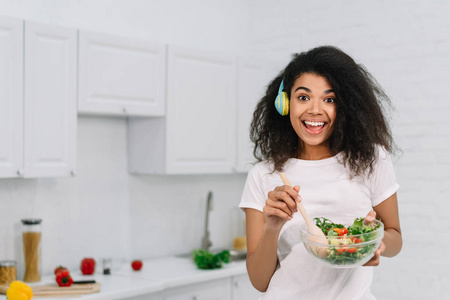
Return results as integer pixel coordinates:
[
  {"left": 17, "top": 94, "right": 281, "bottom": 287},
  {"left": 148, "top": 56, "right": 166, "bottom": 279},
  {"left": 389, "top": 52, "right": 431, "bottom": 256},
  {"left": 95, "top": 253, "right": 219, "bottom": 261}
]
[{"left": 250, "top": 45, "right": 396, "bottom": 176}]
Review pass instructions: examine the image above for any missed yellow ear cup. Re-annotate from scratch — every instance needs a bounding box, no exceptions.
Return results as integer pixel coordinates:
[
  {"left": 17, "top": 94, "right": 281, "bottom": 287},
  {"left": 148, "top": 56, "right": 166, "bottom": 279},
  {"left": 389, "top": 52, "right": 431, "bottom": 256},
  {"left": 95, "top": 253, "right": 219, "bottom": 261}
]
[
  {"left": 280, "top": 91, "right": 289, "bottom": 116},
  {"left": 275, "top": 79, "right": 289, "bottom": 116}
]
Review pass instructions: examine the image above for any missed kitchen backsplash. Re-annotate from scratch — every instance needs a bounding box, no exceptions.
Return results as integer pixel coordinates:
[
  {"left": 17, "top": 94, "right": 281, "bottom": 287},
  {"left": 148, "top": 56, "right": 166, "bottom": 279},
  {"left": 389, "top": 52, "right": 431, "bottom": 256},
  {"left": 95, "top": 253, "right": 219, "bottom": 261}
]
[{"left": 0, "top": 116, "right": 247, "bottom": 279}]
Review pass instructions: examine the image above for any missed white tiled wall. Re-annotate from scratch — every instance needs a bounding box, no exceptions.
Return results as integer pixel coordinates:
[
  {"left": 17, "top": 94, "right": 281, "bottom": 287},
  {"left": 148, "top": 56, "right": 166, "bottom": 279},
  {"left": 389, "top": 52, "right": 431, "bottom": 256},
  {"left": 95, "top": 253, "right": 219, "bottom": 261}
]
[
  {"left": 0, "top": 115, "right": 248, "bottom": 279},
  {"left": 247, "top": 0, "right": 449, "bottom": 299},
  {"left": 0, "top": 0, "right": 448, "bottom": 299}
]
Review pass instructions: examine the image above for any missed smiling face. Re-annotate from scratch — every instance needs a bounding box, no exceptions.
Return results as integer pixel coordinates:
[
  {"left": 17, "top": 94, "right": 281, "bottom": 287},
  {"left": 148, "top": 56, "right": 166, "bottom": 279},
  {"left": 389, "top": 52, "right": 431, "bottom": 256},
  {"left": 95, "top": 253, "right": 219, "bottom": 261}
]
[{"left": 289, "top": 73, "right": 337, "bottom": 159}]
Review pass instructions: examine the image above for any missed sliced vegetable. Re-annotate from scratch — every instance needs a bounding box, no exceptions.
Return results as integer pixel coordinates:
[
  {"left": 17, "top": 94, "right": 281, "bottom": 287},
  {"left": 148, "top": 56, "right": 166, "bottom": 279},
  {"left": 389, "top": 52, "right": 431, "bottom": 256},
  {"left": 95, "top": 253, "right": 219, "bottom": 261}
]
[{"left": 332, "top": 227, "right": 348, "bottom": 236}]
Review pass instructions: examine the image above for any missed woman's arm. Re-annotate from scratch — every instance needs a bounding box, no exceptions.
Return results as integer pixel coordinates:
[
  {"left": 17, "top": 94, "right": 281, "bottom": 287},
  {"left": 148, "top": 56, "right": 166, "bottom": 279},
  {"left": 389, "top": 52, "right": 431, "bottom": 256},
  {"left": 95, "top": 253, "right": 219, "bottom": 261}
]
[
  {"left": 245, "top": 185, "right": 300, "bottom": 292},
  {"left": 375, "top": 192, "right": 402, "bottom": 257},
  {"left": 245, "top": 209, "right": 280, "bottom": 292},
  {"left": 364, "top": 192, "right": 402, "bottom": 266}
]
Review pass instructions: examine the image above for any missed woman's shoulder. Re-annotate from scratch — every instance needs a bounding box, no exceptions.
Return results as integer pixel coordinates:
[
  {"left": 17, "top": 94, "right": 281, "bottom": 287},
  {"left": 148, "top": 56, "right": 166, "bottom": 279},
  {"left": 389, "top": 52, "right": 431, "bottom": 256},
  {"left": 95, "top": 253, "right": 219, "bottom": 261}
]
[
  {"left": 248, "top": 160, "right": 275, "bottom": 176},
  {"left": 374, "top": 144, "right": 394, "bottom": 162}
]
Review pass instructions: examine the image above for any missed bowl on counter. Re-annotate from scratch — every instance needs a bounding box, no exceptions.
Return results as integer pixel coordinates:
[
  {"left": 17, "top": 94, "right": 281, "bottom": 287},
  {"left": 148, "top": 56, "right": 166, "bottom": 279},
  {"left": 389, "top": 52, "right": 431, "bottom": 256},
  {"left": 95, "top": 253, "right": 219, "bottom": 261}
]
[
  {"left": 229, "top": 249, "right": 247, "bottom": 262},
  {"left": 299, "top": 219, "right": 384, "bottom": 268}
]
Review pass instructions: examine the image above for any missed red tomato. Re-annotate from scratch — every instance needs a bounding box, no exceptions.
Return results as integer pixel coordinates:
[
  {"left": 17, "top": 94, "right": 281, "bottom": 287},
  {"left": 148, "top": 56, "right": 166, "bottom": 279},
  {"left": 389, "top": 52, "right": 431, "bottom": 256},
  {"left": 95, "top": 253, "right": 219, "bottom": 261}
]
[
  {"left": 351, "top": 237, "right": 363, "bottom": 243},
  {"left": 131, "top": 260, "right": 143, "bottom": 271},
  {"left": 336, "top": 247, "right": 347, "bottom": 254},
  {"left": 80, "top": 258, "right": 96, "bottom": 275},
  {"left": 336, "top": 246, "right": 357, "bottom": 254},
  {"left": 333, "top": 228, "right": 347, "bottom": 236},
  {"left": 54, "top": 265, "right": 68, "bottom": 276}
]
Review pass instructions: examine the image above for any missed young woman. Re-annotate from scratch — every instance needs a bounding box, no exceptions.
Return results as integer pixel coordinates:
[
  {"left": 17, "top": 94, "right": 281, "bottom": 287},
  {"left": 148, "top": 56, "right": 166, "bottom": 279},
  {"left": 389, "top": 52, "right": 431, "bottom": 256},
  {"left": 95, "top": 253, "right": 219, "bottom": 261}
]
[{"left": 239, "top": 46, "right": 402, "bottom": 299}]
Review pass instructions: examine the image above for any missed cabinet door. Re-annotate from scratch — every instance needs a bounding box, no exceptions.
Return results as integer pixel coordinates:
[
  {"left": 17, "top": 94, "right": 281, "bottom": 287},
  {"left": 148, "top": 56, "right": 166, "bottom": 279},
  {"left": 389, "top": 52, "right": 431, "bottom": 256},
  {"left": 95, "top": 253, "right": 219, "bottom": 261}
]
[
  {"left": 231, "top": 274, "right": 261, "bottom": 300},
  {"left": 0, "top": 17, "right": 23, "bottom": 178},
  {"left": 122, "top": 292, "right": 161, "bottom": 300},
  {"left": 23, "top": 22, "right": 77, "bottom": 178},
  {"left": 166, "top": 46, "right": 237, "bottom": 174},
  {"left": 79, "top": 30, "right": 166, "bottom": 116},
  {"left": 163, "top": 278, "right": 231, "bottom": 300},
  {"left": 235, "top": 58, "right": 282, "bottom": 173}
]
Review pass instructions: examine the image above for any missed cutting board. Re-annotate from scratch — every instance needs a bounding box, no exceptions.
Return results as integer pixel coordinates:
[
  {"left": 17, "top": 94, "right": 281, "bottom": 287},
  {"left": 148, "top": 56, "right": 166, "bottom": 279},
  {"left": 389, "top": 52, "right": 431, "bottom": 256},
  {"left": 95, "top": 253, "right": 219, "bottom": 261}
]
[
  {"left": 0, "top": 283, "right": 101, "bottom": 297},
  {"left": 33, "top": 283, "right": 101, "bottom": 296}
]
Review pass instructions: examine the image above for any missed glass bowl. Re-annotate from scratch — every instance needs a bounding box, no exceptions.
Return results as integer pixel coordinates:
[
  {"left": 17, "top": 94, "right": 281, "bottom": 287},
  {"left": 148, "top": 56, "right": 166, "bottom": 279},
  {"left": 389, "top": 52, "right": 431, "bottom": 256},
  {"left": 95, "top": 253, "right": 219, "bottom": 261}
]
[{"left": 299, "top": 219, "right": 384, "bottom": 268}]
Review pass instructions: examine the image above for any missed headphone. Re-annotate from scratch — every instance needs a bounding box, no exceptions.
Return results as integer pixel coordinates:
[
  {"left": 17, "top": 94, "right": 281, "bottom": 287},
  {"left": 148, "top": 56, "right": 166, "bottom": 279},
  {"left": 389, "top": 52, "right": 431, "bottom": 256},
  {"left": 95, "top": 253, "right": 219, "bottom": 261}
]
[{"left": 274, "top": 79, "right": 289, "bottom": 116}]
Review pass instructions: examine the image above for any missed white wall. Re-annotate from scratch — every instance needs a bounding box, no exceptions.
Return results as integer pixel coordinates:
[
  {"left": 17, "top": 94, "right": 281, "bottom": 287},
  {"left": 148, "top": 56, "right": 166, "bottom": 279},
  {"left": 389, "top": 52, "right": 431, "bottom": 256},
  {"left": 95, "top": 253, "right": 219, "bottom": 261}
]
[
  {"left": 247, "top": 0, "right": 449, "bottom": 299},
  {"left": 0, "top": 0, "right": 249, "bottom": 54},
  {"left": 0, "top": 0, "right": 248, "bottom": 278}
]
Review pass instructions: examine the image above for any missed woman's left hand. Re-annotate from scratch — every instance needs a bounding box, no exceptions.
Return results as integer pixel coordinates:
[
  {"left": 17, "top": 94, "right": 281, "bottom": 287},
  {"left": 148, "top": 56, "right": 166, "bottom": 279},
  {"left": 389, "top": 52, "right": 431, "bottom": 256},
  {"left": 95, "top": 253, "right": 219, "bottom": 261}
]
[
  {"left": 363, "top": 240, "right": 385, "bottom": 266},
  {"left": 363, "top": 210, "right": 385, "bottom": 266}
]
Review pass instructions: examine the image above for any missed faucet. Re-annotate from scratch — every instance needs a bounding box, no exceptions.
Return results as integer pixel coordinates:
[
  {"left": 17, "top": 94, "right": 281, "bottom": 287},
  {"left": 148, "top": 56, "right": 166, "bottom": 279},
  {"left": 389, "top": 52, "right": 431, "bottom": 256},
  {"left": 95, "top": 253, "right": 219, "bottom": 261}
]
[{"left": 201, "top": 191, "right": 213, "bottom": 251}]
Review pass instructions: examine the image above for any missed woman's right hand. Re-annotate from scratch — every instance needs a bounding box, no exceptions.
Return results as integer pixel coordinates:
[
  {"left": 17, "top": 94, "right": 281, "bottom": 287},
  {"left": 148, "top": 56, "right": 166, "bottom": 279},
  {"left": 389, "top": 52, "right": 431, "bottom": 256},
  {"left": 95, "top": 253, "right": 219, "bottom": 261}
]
[{"left": 263, "top": 184, "right": 301, "bottom": 231}]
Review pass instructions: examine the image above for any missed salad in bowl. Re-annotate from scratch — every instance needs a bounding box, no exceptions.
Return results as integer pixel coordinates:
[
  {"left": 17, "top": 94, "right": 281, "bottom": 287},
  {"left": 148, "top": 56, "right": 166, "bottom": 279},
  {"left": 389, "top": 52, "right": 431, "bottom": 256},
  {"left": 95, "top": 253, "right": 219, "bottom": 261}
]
[{"left": 299, "top": 217, "right": 384, "bottom": 268}]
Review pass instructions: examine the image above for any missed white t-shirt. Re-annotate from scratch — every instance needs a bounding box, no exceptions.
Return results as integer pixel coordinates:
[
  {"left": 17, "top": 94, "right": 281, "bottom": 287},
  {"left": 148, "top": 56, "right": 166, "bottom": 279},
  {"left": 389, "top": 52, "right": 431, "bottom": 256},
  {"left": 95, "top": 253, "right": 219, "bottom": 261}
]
[{"left": 239, "top": 146, "right": 399, "bottom": 300}]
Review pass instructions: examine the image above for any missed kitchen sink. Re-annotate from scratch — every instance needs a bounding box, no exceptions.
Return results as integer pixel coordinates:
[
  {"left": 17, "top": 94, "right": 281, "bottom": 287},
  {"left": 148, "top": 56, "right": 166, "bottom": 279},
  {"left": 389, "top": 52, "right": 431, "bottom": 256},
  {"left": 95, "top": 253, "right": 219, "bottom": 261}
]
[
  {"left": 177, "top": 192, "right": 247, "bottom": 263},
  {"left": 176, "top": 249, "right": 247, "bottom": 262}
]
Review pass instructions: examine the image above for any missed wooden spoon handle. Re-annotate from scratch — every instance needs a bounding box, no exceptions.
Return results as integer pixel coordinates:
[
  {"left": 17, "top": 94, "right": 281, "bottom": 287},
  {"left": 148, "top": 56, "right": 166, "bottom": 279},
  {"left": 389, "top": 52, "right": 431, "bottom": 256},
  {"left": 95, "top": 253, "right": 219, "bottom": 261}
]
[{"left": 279, "top": 172, "right": 315, "bottom": 229}]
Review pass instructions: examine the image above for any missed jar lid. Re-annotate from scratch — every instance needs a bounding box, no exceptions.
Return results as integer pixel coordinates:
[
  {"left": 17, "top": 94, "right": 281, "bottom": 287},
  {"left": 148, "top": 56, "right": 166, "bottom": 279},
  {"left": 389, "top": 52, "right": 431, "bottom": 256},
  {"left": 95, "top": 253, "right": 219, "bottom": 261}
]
[
  {"left": 0, "top": 261, "right": 17, "bottom": 267},
  {"left": 21, "top": 219, "right": 42, "bottom": 225}
]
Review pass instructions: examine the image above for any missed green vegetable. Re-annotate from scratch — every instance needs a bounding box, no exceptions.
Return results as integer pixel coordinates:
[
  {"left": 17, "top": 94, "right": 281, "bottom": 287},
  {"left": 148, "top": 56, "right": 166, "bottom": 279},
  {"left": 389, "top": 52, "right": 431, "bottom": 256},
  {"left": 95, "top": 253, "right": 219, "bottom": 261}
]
[
  {"left": 347, "top": 218, "right": 364, "bottom": 235},
  {"left": 191, "top": 249, "right": 230, "bottom": 269},
  {"left": 327, "top": 230, "right": 339, "bottom": 237},
  {"left": 314, "top": 217, "right": 345, "bottom": 235},
  {"left": 311, "top": 217, "right": 383, "bottom": 266}
]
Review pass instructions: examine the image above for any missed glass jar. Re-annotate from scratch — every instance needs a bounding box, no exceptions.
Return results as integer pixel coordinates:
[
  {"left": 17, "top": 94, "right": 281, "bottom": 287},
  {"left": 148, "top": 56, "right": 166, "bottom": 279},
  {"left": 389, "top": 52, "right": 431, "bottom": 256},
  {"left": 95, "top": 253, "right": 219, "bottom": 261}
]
[
  {"left": 231, "top": 208, "right": 247, "bottom": 251},
  {"left": 102, "top": 258, "right": 111, "bottom": 275},
  {"left": 0, "top": 261, "right": 17, "bottom": 285},
  {"left": 21, "top": 219, "right": 42, "bottom": 282}
]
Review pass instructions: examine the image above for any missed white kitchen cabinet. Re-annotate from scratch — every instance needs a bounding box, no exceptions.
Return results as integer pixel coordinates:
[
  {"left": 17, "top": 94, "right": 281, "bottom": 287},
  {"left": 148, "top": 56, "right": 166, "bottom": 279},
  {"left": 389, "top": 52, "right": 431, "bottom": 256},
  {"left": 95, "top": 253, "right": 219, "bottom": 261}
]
[
  {"left": 163, "top": 278, "right": 231, "bottom": 300},
  {"left": 0, "top": 19, "right": 77, "bottom": 178},
  {"left": 231, "top": 274, "right": 261, "bottom": 300},
  {"left": 0, "top": 17, "right": 23, "bottom": 178},
  {"left": 78, "top": 30, "right": 166, "bottom": 116},
  {"left": 122, "top": 293, "right": 161, "bottom": 300},
  {"left": 23, "top": 21, "right": 77, "bottom": 177},
  {"left": 128, "top": 46, "right": 237, "bottom": 174},
  {"left": 235, "top": 58, "right": 283, "bottom": 173}
]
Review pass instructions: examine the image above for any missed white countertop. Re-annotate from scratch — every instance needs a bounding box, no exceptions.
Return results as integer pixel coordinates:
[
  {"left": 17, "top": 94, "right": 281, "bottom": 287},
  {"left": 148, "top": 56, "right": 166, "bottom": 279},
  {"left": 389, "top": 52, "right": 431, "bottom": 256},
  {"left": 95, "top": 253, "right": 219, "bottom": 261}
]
[{"left": 0, "top": 256, "right": 247, "bottom": 300}]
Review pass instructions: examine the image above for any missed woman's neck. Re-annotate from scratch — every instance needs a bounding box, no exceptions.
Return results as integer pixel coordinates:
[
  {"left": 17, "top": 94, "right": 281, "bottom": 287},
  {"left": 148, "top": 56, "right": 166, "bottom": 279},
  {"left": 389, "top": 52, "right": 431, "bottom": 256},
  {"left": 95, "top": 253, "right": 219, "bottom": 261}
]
[{"left": 297, "top": 143, "right": 333, "bottom": 160}]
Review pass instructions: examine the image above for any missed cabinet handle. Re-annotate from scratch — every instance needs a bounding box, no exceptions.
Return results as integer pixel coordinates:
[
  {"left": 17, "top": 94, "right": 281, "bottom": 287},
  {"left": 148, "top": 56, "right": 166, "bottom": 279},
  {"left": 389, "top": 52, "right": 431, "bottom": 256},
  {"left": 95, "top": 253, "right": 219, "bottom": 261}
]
[
  {"left": 70, "top": 170, "right": 76, "bottom": 176},
  {"left": 192, "top": 297, "right": 198, "bottom": 300},
  {"left": 17, "top": 170, "right": 24, "bottom": 176},
  {"left": 122, "top": 107, "right": 127, "bottom": 114},
  {"left": 234, "top": 282, "right": 239, "bottom": 288}
]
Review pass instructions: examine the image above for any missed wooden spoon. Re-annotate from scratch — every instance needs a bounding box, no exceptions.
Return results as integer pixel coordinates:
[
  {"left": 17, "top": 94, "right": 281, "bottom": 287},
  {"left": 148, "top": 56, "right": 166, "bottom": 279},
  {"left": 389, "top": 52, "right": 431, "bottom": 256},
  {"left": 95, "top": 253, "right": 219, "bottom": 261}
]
[{"left": 279, "top": 172, "right": 328, "bottom": 257}]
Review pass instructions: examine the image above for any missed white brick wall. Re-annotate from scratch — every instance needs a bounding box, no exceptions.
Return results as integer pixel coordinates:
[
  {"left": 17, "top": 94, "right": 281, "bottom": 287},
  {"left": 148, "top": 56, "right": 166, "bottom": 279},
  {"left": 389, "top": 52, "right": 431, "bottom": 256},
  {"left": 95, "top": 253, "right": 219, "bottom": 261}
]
[{"left": 247, "top": 0, "right": 449, "bottom": 298}]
